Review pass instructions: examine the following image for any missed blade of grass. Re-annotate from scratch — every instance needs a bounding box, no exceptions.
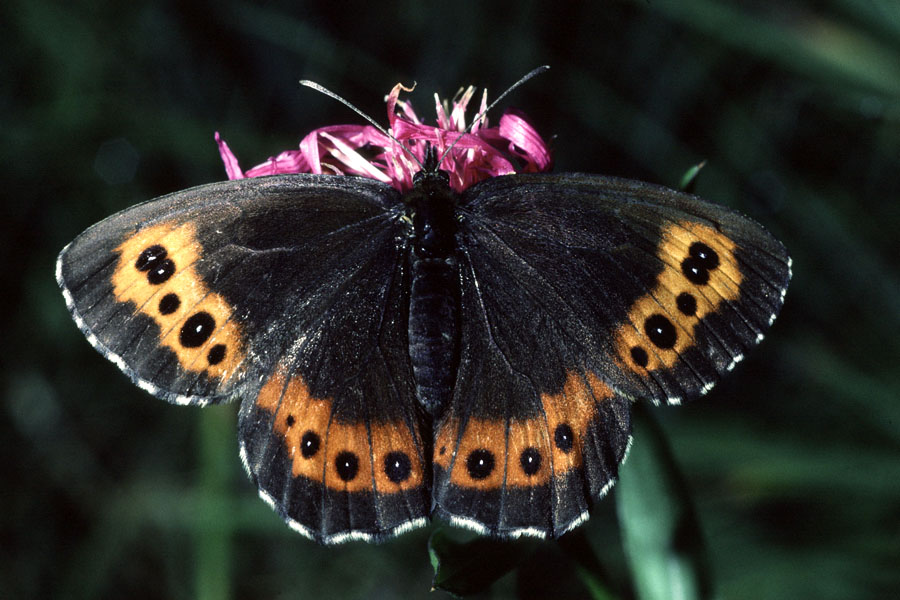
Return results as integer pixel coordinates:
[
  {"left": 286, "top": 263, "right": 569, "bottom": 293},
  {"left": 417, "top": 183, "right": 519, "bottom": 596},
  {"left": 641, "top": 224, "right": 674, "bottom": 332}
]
[
  {"left": 616, "top": 404, "right": 712, "bottom": 600},
  {"left": 651, "top": 0, "right": 900, "bottom": 97},
  {"left": 557, "top": 530, "right": 622, "bottom": 600},
  {"left": 195, "top": 407, "right": 234, "bottom": 600}
]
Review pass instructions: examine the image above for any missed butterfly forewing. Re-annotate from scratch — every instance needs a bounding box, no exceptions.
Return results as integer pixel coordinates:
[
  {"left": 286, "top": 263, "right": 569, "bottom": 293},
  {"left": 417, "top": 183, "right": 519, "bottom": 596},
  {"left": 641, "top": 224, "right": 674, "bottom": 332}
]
[
  {"left": 57, "top": 176, "right": 401, "bottom": 404},
  {"left": 459, "top": 174, "right": 791, "bottom": 405}
]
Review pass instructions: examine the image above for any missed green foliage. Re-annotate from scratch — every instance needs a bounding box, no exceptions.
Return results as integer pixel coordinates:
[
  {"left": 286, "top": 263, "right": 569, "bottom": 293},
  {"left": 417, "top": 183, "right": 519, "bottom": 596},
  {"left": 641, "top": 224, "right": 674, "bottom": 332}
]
[
  {"left": 679, "top": 162, "right": 707, "bottom": 194},
  {"left": 428, "top": 529, "right": 539, "bottom": 596},
  {"left": 428, "top": 527, "right": 621, "bottom": 599},
  {"left": 617, "top": 405, "right": 711, "bottom": 600}
]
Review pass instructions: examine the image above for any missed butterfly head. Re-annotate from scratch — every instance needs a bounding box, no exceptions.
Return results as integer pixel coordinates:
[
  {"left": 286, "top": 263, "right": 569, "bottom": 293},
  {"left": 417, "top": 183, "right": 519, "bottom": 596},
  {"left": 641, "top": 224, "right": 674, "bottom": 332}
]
[{"left": 412, "top": 143, "right": 451, "bottom": 189}]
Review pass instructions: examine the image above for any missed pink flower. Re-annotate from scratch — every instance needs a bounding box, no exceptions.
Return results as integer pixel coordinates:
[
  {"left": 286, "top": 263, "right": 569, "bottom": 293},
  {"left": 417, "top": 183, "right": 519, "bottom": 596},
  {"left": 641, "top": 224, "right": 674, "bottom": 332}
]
[{"left": 216, "top": 83, "right": 552, "bottom": 192}]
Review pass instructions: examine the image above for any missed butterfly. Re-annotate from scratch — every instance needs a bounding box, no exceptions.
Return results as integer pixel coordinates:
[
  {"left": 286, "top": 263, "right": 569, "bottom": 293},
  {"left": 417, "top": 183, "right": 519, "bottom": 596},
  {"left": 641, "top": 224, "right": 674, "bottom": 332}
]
[{"left": 57, "top": 88, "right": 790, "bottom": 544}]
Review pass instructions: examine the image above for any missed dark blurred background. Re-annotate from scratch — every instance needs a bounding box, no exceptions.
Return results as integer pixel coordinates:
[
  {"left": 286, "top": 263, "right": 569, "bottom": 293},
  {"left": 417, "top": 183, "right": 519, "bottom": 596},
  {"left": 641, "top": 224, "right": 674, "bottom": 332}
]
[{"left": 3, "top": 0, "right": 899, "bottom": 598}]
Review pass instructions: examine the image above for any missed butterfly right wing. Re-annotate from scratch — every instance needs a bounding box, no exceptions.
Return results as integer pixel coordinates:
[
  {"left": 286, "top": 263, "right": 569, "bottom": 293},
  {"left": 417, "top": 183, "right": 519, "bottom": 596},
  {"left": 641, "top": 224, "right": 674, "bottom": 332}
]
[
  {"left": 431, "top": 242, "right": 632, "bottom": 537},
  {"left": 431, "top": 172, "right": 789, "bottom": 538}
]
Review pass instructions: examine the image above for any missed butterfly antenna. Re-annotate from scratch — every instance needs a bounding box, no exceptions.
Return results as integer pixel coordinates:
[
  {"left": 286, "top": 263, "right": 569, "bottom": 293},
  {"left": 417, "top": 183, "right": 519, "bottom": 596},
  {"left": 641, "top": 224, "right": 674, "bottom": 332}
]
[
  {"left": 436, "top": 65, "right": 550, "bottom": 168},
  {"left": 299, "top": 79, "right": 424, "bottom": 168}
]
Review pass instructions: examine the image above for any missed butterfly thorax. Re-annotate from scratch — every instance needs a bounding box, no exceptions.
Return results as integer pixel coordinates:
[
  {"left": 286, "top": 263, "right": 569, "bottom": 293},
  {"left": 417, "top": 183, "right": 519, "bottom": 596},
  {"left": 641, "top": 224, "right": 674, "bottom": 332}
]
[
  {"left": 407, "top": 169, "right": 456, "bottom": 257},
  {"left": 405, "top": 169, "right": 461, "bottom": 416}
]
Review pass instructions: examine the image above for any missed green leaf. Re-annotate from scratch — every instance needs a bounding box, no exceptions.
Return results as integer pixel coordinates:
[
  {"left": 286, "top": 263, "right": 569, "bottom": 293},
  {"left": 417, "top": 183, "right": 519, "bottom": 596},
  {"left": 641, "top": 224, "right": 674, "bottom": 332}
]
[
  {"left": 428, "top": 528, "right": 538, "bottom": 597},
  {"left": 679, "top": 161, "right": 707, "bottom": 194},
  {"left": 616, "top": 404, "right": 712, "bottom": 600},
  {"left": 514, "top": 534, "right": 620, "bottom": 600}
]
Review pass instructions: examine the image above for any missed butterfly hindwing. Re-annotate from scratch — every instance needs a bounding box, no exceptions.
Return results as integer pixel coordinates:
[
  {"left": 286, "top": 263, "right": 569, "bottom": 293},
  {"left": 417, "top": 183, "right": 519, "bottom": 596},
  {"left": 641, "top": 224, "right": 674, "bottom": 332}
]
[
  {"left": 237, "top": 215, "right": 431, "bottom": 542},
  {"left": 58, "top": 174, "right": 431, "bottom": 541},
  {"left": 431, "top": 243, "right": 632, "bottom": 536}
]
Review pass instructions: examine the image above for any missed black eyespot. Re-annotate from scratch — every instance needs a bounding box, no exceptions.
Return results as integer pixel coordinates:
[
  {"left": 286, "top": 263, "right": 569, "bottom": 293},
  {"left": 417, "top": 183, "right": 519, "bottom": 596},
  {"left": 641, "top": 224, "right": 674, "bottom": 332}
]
[
  {"left": 644, "top": 314, "right": 677, "bottom": 349},
  {"left": 676, "top": 292, "right": 698, "bottom": 316},
  {"left": 554, "top": 424, "right": 574, "bottom": 453},
  {"left": 300, "top": 430, "right": 320, "bottom": 458},
  {"left": 285, "top": 414, "right": 295, "bottom": 428},
  {"left": 690, "top": 242, "right": 719, "bottom": 270},
  {"left": 384, "top": 451, "right": 412, "bottom": 483},
  {"left": 179, "top": 312, "right": 215, "bottom": 347},
  {"left": 335, "top": 451, "right": 359, "bottom": 482},
  {"left": 630, "top": 346, "right": 649, "bottom": 367},
  {"left": 135, "top": 245, "right": 167, "bottom": 271},
  {"left": 207, "top": 344, "right": 226, "bottom": 365},
  {"left": 520, "top": 448, "right": 542, "bottom": 476},
  {"left": 147, "top": 258, "right": 176, "bottom": 284},
  {"left": 466, "top": 449, "right": 495, "bottom": 480},
  {"left": 680, "top": 257, "right": 710, "bottom": 285},
  {"left": 158, "top": 293, "right": 180, "bottom": 315}
]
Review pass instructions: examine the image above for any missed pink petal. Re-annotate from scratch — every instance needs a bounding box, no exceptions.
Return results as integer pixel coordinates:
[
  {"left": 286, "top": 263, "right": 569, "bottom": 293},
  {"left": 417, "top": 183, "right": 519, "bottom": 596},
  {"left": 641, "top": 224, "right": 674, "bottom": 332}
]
[
  {"left": 387, "top": 83, "right": 418, "bottom": 129},
  {"left": 319, "top": 131, "right": 393, "bottom": 182},
  {"left": 215, "top": 132, "right": 245, "bottom": 180},
  {"left": 499, "top": 112, "right": 553, "bottom": 171},
  {"left": 449, "top": 86, "right": 477, "bottom": 131},
  {"left": 434, "top": 94, "right": 451, "bottom": 131},
  {"left": 244, "top": 150, "right": 309, "bottom": 178}
]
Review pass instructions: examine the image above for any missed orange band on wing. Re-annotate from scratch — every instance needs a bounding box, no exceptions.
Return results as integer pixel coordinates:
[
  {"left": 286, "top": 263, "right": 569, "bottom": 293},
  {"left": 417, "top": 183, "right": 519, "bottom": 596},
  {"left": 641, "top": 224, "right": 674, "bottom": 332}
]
[
  {"left": 434, "top": 371, "right": 614, "bottom": 490},
  {"left": 256, "top": 370, "right": 424, "bottom": 493},
  {"left": 615, "top": 220, "right": 741, "bottom": 373},
  {"left": 112, "top": 222, "right": 245, "bottom": 381}
]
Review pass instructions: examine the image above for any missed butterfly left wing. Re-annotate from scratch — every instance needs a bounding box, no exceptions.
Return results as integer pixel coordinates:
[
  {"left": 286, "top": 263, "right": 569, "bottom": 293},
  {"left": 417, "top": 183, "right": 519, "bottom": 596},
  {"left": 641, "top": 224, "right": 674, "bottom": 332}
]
[
  {"left": 58, "top": 174, "right": 431, "bottom": 542},
  {"left": 431, "top": 173, "right": 790, "bottom": 538}
]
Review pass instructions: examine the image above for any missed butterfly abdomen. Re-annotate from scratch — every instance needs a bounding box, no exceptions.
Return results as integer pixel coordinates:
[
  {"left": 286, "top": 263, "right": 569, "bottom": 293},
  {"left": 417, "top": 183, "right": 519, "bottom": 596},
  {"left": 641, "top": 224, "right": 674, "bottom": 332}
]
[
  {"left": 406, "top": 174, "right": 461, "bottom": 415},
  {"left": 409, "top": 255, "right": 460, "bottom": 415}
]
